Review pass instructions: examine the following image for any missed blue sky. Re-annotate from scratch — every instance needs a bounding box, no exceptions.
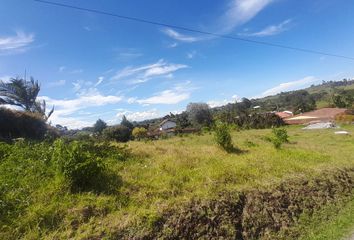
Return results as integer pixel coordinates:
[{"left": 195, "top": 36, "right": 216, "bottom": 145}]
[{"left": 1, "top": 0, "right": 354, "bottom": 128}]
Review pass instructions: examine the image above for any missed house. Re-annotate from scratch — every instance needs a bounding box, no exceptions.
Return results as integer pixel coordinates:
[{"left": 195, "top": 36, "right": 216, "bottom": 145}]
[
  {"left": 284, "top": 108, "right": 347, "bottom": 125},
  {"left": 275, "top": 111, "right": 293, "bottom": 119},
  {"left": 159, "top": 119, "right": 177, "bottom": 131}
]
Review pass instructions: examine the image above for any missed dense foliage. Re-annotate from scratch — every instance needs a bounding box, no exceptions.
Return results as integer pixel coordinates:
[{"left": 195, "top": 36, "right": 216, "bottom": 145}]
[
  {"left": 0, "top": 138, "right": 130, "bottom": 238},
  {"left": 132, "top": 127, "right": 148, "bottom": 140},
  {"left": 214, "top": 121, "right": 234, "bottom": 152},
  {"left": 52, "top": 140, "right": 106, "bottom": 192},
  {"left": 93, "top": 119, "right": 107, "bottom": 134},
  {"left": 0, "top": 108, "right": 56, "bottom": 140},
  {"left": 103, "top": 125, "right": 131, "bottom": 142},
  {"left": 187, "top": 102, "right": 213, "bottom": 128},
  {"left": 0, "top": 77, "right": 54, "bottom": 120}
]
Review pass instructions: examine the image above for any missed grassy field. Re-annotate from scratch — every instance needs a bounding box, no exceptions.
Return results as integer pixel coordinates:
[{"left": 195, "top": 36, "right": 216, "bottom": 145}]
[{"left": 1, "top": 125, "right": 354, "bottom": 239}]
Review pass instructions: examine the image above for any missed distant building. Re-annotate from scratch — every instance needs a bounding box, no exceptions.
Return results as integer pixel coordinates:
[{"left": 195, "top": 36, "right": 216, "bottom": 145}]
[
  {"left": 275, "top": 111, "right": 293, "bottom": 119},
  {"left": 159, "top": 119, "right": 177, "bottom": 131},
  {"left": 285, "top": 108, "right": 347, "bottom": 125}
]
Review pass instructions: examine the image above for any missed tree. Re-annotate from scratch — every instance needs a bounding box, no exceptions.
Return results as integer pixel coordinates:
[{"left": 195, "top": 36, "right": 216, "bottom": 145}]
[
  {"left": 176, "top": 112, "right": 191, "bottom": 129},
  {"left": 121, "top": 115, "right": 134, "bottom": 130},
  {"left": 93, "top": 119, "right": 107, "bottom": 134},
  {"left": 0, "top": 77, "right": 54, "bottom": 120},
  {"left": 103, "top": 125, "right": 131, "bottom": 142},
  {"left": 186, "top": 103, "right": 213, "bottom": 127},
  {"left": 132, "top": 127, "right": 148, "bottom": 140}
]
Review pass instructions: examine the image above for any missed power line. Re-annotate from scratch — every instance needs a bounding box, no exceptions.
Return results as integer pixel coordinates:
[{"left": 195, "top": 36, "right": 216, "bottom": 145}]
[{"left": 33, "top": 0, "right": 354, "bottom": 61}]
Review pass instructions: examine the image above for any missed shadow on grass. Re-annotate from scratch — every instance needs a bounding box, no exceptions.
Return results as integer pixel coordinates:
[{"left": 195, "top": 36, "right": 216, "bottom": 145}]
[
  {"left": 71, "top": 171, "right": 123, "bottom": 195},
  {"left": 226, "top": 146, "right": 248, "bottom": 154}
]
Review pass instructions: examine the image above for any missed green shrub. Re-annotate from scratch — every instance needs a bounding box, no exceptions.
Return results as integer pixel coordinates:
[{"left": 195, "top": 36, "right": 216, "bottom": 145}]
[
  {"left": 271, "top": 128, "right": 289, "bottom": 149},
  {"left": 214, "top": 122, "right": 234, "bottom": 153},
  {"left": 103, "top": 125, "right": 131, "bottom": 142},
  {"left": 52, "top": 139, "right": 106, "bottom": 192},
  {"left": 132, "top": 127, "right": 148, "bottom": 140},
  {"left": 0, "top": 108, "right": 49, "bottom": 140}
]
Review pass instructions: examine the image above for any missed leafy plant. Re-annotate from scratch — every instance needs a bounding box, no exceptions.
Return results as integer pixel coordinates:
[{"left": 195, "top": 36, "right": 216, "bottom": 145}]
[
  {"left": 271, "top": 128, "right": 289, "bottom": 149},
  {"left": 132, "top": 127, "right": 148, "bottom": 140},
  {"left": 52, "top": 139, "right": 106, "bottom": 192},
  {"left": 103, "top": 125, "right": 131, "bottom": 142},
  {"left": 214, "top": 121, "right": 235, "bottom": 153}
]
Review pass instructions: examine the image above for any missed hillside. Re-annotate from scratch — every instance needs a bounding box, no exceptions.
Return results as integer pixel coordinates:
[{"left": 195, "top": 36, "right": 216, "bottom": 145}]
[{"left": 134, "top": 79, "right": 354, "bottom": 130}]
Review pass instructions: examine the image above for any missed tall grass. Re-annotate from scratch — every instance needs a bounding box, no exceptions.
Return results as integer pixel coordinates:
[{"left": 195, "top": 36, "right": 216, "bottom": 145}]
[{"left": 0, "top": 125, "right": 353, "bottom": 239}]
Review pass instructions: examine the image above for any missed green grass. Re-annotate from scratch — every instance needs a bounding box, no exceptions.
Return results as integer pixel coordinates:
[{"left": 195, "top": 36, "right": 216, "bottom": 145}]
[
  {"left": 1, "top": 125, "right": 354, "bottom": 239},
  {"left": 295, "top": 195, "right": 354, "bottom": 240}
]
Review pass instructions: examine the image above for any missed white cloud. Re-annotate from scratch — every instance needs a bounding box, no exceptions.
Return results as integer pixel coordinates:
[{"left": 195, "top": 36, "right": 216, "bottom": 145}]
[
  {"left": 240, "top": 19, "right": 292, "bottom": 37},
  {"left": 137, "top": 90, "right": 190, "bottom": 105},
  {"left": 70, "top": 69, "right": 83, "bottom": 74},
  {"left": 162, "top": 0, "right": 274, "bottom": 43},
  {"left": 111, "top": 59, "right": 188, "bottom": 84},
  {"left": 0, "top": 76, "right": 12, "bottom": 83},
  {"left": 116, "top": 108, "right": 160, "bottom": 121},
  {"left": 83, "top": 26, "right": 91, "bottom": 32},
  {"left": 168, "top": 42, "right": 178, "bottom": 48},
  {"left": 218, "top": 0, "right": 274, "bottom": 33},
  {"left": 48, "top": 79, "right": 66, "bottom": 87},
  {"left": 94, "top": 76, "right": 104, "bottom": 87},
  {"left": 187, "top": 50, "right": 197, "bottom": 59},
  {"left": 130, "top": 82, "right": 194, "bottom": 105},
  {"left": 207, "top": 95, "right": 241, "bottom": 108},
  {"left": 259, "top": 76, "right": 318, "bottom": 97},
  {"left": 0, "top": 31, "right": 34, "bottom": 54},
  {"left": 59, "top": 66, "right": 66, "bottom": 72},
  {"left": 162, "top": 28, "right": 201, "bottom": 42},
  {"left": 39, "top": 91, "right": 123, "bottom": 129}
]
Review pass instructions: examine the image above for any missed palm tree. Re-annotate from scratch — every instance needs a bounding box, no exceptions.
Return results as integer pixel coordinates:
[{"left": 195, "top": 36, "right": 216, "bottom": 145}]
[{"left": 0, "top": 77, "right": 54, "bottom": 120}]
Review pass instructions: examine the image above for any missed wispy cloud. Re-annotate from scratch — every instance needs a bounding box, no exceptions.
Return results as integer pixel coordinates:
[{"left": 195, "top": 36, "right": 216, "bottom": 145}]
[
  {"left": 111, "top": 59, "right": 188, "bottom": 84},
  {"left": 218, "top": 0, "right": 274, "bottom": 33},
  {"left": 58, "top": 66, "right": 66, "bottom": 72},
  {"left": 162, "top": 29, "right": 201, "bottom": 42},
  {"left": 94, "top": 76, "right": 104, "bottom": 87},
  {"left": 162, "top": 0, "right": 274, "bottom": 43},
  {"left": 187, "top": 50, "right": 197, "bottom": 59},
  {"left": 132, "top": 82, "right": 194, "bottom": 105},
  {"left": 240, "top": 19, "right": 292, "bottom": 37},
  {"left": 58, "top": 66, "right": 83, "bottom": 74},
  {"left": 259, "top": 76, "right": 319, "bottom": 98},
  {"left": 47, "top": 79, "right": 66, "bottom": 88},
  {"left": 0, "top": 31, "right": 34, "bottom": 54}
]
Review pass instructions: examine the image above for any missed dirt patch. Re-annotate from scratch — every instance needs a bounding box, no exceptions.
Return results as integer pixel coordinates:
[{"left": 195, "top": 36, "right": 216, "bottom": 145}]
[{"left": 112, "top": 168, "right": 354, "bottom": 240}]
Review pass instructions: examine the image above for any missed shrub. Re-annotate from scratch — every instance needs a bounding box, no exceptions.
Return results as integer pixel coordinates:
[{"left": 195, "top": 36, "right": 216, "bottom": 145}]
[
  {"left": 52, "top": 139, "right": 106, "bottom": 192},
  {"left": 271, "top": 128, "right": 289, "bottom": 149},
  {"left": 214, "top": 122, "right": 234, "bottom": 153},
  {"left": 103, "top": 125, "right": 131, "bottom": 142},
  {"left": 0, "top": 108, "right": 49, "bottom": 140},
  {"left": 236, "top": 113, "right": 285, "bottom": 129},
  {"left": 132, "top": 127, "right": 148, "bottom": 140}
]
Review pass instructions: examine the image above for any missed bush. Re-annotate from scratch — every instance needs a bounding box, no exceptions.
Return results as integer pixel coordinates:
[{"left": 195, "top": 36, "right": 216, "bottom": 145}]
[
  {"left": 103, "top": 125, "right": 131, "bottom": 142},
  {"left": 214, "top": 122, "right": 234, "bottom": 153},
  {"left": 271, "top": 128, "right": 289, "bottom": 149},
  {"left": 132, "top": 127, "right": 148, "bottom": 140},
  {"left": 52, "top": 139, "right": 106, "bottom": 192},
  {"left": 0, "top": 108, "right": 49, "bottom": 140},
  {"left": 236, "top": 113, "right": 285, "bottom": 129}
]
